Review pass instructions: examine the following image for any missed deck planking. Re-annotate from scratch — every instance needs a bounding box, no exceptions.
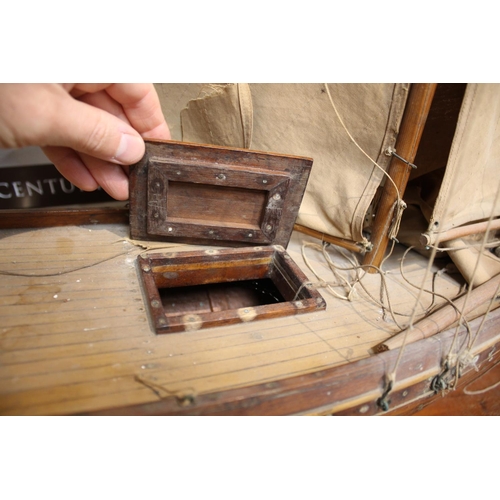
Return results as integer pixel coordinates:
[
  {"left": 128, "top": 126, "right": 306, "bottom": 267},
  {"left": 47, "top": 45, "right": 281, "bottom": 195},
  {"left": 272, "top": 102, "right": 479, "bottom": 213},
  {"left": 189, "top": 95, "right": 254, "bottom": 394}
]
[{"left": 0, "top": 223, "right": 463, "bottom": 415}]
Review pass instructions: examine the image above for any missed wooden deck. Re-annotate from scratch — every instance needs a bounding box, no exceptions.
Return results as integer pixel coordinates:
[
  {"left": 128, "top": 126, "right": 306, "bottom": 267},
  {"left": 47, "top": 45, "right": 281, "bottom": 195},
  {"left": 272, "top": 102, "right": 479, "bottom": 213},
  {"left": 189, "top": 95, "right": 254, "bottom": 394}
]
[{"left": 0, "top": 223, "right": 467, "bottom": 415}]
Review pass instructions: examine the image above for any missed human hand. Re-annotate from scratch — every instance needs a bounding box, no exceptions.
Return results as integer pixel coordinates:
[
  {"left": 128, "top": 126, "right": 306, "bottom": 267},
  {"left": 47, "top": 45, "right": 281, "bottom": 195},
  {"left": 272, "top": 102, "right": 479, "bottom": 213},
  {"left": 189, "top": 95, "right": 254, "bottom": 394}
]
[{"left": 0, "top": 83, "right": 171, "bottom": 200}]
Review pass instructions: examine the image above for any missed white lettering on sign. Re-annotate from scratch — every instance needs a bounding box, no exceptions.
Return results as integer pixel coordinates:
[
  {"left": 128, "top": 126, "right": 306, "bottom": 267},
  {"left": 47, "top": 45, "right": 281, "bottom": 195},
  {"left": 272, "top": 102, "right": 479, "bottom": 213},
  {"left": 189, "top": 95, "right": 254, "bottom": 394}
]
[
  {"left": 12, "top": 181, "right": 25, "bottom": 197},
  {"left": 59, "top": 178, "right": 75, "bottom": 194},
  {"left": 0, "top": 178, "right": 78, "bottom": 198},
  {"left": 26, "top": 180, "right": 44, "bottom": 196},
  {"left": 0, "top": 182, "right": 11, "bottom": 199},
  {"left": 43, "top": 178, "right": 58, "bottom": 194}
]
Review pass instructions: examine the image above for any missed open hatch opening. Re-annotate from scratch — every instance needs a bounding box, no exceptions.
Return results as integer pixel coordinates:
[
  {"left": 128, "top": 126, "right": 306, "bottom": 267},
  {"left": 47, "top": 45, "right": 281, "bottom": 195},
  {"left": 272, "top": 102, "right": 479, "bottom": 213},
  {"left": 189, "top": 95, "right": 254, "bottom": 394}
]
[
  {"left": 160, "top": 279, "right": 286, "bottom": 318},
  {"left": 138, "top": 246, "right": 326, "bottom": 334}
]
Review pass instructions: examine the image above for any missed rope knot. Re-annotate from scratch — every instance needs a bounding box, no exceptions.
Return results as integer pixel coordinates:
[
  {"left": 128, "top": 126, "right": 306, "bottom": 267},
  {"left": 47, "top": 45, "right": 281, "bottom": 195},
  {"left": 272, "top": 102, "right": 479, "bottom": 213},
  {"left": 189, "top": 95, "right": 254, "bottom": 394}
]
[{"left": 388, "top": 199, "right": 407, "bottom": 242}]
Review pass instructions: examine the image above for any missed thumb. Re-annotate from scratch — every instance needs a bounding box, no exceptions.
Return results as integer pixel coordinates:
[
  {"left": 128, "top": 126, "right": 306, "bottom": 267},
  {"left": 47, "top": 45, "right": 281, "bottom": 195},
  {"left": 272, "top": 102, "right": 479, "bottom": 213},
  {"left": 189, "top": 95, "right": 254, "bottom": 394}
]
[{"left": 45, "top": 92, "right": 146, "bottom": 165}]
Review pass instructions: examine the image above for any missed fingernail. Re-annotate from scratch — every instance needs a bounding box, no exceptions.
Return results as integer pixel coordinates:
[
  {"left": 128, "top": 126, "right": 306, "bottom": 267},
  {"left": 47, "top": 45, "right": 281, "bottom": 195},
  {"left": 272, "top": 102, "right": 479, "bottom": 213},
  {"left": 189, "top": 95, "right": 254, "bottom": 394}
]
[{"left": 113, "top": 133, "right": 145, "bottom": 164}]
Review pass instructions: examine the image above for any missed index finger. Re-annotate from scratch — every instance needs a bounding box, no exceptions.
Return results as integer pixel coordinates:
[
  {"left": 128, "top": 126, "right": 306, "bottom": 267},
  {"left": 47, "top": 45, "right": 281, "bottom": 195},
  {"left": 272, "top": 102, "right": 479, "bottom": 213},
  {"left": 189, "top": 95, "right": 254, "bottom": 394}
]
[{"left": 104, "top": 83, "right": 171, "bottom": 140}]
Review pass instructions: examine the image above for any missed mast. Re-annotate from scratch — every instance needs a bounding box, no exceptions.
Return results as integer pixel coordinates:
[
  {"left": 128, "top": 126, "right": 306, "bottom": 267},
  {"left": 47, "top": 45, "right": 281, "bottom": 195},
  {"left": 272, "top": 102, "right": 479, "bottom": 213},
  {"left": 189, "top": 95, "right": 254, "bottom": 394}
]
[{"left": 363, "top": 83, "right": 437, "bottom": 271}]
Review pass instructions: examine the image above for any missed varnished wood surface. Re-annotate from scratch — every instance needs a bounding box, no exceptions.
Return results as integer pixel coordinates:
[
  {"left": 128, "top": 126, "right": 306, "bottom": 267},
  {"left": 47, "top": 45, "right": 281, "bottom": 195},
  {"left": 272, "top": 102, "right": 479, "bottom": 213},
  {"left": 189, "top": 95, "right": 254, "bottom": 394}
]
[
  {"left": 129, "top": 140, "right": 312, "bottom": 248},
  {"left": 0, "top": 205, "right": 129, "bottom": 229},
  {"left": 391, "top": 345, "right": 500, "bottom": 416},
  {"left": 0, "top": 223, "right": 480, "bottom": 415},
  {"left": 293, "top": 224, "right": 365, "bottom": 254},
  {"left": 363, "top": 83, "right": 437, "bottom": 270},
  {"left": 376, "top": 272, "right": 500, "bottom": 352}
]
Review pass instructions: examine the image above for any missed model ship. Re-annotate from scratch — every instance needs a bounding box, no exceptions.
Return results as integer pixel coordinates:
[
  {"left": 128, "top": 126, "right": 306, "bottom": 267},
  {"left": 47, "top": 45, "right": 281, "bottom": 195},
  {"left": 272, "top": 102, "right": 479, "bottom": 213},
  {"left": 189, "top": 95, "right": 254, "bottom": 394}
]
[{"left": 1, "top": 83, "right": 499, "bottom": 415}]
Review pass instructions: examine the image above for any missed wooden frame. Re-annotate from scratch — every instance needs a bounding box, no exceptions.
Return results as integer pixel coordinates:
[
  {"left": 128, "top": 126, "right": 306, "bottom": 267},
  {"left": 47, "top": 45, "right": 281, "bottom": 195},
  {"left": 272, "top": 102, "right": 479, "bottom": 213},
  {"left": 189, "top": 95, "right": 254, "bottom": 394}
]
[
  {"left": 138, "top": 245, "right": 326, "bottom": 334},
  {"left": 129, "top": 140, "right": 313, "bottom": 248}
]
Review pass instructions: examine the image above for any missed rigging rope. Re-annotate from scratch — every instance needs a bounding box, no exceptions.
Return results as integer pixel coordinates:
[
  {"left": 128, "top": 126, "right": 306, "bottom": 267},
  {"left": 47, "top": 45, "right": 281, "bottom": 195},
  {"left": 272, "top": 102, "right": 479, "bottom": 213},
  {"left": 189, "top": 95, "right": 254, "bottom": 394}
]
[
  {"left": 324, "top": 83, "right": 407, "bottom": 244},
  {"left": 323, "top": 83, "right": 500, "bottom": 409}
]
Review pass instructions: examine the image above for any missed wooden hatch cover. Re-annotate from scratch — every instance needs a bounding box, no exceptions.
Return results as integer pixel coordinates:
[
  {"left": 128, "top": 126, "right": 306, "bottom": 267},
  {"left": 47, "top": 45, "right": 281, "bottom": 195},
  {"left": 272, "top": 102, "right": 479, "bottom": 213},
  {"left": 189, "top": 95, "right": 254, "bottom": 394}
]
[
  {"left": 129, "top": 140, "right": 313, "bottom": 247},
  {"left": 129, "top": 140, "right": 326, "bottom": 334}
]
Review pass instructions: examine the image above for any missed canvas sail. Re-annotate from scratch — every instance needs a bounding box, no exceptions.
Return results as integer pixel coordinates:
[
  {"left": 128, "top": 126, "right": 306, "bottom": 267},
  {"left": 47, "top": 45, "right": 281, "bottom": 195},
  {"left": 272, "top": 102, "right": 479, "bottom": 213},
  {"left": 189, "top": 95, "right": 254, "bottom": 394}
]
[
  {"left": 155, "top": 83, "right": 500, "bottom": 284},
  {"left": 418, "top": 84, "right": 500, "bottom": 284},
  {"left": 421, "top": 84, "right": 500, "bottom": 239},
  {"left": 155, "top": 83, "right": 409, "bottom": 246}
]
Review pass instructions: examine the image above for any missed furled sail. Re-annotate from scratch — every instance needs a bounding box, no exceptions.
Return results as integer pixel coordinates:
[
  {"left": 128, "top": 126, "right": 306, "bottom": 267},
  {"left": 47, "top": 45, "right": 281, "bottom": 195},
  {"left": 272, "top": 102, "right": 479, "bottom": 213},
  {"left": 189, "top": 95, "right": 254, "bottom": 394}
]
[
  {"left": 418, "top": 84, "right": 500, "bottom": 285},
  {"left": 425, "top": 84, "right": 500, "bottom": 243}
]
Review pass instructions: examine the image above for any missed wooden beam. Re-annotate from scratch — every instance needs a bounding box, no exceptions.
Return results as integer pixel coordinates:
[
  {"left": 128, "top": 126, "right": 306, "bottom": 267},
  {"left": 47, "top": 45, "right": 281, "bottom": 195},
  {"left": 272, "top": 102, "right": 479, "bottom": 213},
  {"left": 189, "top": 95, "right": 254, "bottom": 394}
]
[
  {"left": 363, "top": 83, "right": 437, "bottom": 271},
  {"left": 374, "top": 272, "right": 500, "bottom": 352},
  {"left": 293, "top": 223, "right": 365, "bottom": 254},
  {"left": 420, "top": 217, "right": 500, "bottom": 246},
  {"left": 0, "top": 206, "right": 129, "bottom": 229}
]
